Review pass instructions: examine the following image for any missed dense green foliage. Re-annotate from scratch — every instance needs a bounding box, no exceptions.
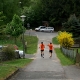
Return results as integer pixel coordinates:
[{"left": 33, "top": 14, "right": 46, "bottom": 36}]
[
  {"left": 0, "top": 11, "right": 6, "bottom": 35},
  {"left": 0, "top": 0, "right": 80, "bottom": 37},
  {"left": 62, "top": 14, "right": 80, "bottom": 38},
  {"left": 0, "top": 0, "right": 31, "bottom": 24},
  {"left": 24, "top": 0, "right": 80, "bottom": 30},
  {"left": 2, "top": 44, "right": 15, "bottom": 60},
  {"left": 6, "top": 14, "right": 23, "bottom": 37},
  {"left": 6, "top": 14, "right": 24, "bottom": 44}
]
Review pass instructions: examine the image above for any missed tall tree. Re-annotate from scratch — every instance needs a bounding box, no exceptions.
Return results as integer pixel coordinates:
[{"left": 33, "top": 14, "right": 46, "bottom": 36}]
[
  {"left": 0, "top": 11, "right": 6, "bottom": 35},
  {"left": 0, "top": 0, "right": 20, "bottom": 23},
  {"left": 0, "top": 0, "right": 31, "bottom": 24},
  {"left": 62, "top": 14, "right": 80, "bottom": 38},
  {"left": 24, "top": 0, "right": 80, "bottom": 30},
  {"left": 6, "top": 14, "right": 24, "bottom": 44}
]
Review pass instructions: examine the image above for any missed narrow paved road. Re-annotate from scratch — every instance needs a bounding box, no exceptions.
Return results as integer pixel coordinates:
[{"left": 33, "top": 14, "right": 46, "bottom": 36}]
[{"left": 9, "top": 31, "right": 71, "bottom": 80}]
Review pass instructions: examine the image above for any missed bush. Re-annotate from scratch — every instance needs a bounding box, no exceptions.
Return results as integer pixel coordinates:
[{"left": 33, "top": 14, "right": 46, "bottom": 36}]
[
  {"left": 57, "top": 31, "right": 74, "bottom": 48},
  {"left": 62, "top": 14, "right": 80, "bottom": 38},
  {"left": 2, "top": 44, "right": 15, "bottom": 60}
]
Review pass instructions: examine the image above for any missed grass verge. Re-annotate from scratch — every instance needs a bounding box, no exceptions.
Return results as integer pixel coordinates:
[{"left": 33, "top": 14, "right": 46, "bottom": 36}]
[
  {"left": 0, "top": 58, "right": 33, "bottom": 80},
  {"left": 0, "top": 64, "right": 18, "bottom": 80},
  {"left": 54, "top": 48, "right": 75, "bottom": 66},
  {"left": 0, "top": 35, "right": 38, "bottom": 54},
  {"left": 52, "top": 37, "right": 59, "bottom": 44},
  {"left": 25, "top": 35, "right": 38, "bottom": 54},
  {"left": 0, "top": 35, "right": 38, "bottom": 80}
]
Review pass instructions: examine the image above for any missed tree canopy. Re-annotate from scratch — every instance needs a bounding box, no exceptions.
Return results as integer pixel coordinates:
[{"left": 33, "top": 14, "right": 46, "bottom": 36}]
[
  {"left": 0, "top": 0, "right": 80, "bottom": 37},
  {"left": 21, "top": 0, "right": 80, "bottom": 30},
  {"left": 62, "top": 14, "right": 80, "bottom": 38}
]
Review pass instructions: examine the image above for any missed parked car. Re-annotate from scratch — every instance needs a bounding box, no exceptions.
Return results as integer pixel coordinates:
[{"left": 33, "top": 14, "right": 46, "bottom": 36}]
[
  {"left": 35, "top": 26, "right": 46, "bottom": 31},
  {"left": 15, "top": 50, "right": 24, "bottom": 58},
  {"left": 40, "top": 27, "right": 54, "bottom": 32}
]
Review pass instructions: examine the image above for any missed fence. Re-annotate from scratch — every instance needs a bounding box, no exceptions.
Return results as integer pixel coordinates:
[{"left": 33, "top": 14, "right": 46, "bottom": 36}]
[
  {"left": 61, "top": 47, "right": 80, "bottom": 64},
  {"left": 61, "top": 47, "right": 76, "bottom": 60}
]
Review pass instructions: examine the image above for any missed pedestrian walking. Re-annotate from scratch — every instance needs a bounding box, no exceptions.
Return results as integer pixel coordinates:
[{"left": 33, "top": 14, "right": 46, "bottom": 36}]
[
  {"left": 39, "top": 42, "right": 45, "bottom": 58},
  {"left": 47, "top": 42, "right": 54, "bottom": 58}
]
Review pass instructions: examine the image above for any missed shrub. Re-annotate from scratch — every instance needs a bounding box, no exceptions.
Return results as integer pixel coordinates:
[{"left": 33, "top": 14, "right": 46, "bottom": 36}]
[
  {"left": 2, "top": 44, "right": 15, "bottom": 60},
  {"left": 57, "top": 31, "right": 74, "bottom": 48},
  {"left": 62, "top": 14, "right": 80, "bottom": 38}
]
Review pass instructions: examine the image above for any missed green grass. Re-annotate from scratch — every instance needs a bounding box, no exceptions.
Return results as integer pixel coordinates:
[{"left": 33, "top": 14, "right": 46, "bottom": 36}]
[
  {"left": 0, "top": 59, "right": 33, "bottom": 80},
  {"left": 0, "top": 35, "right": 38, "bottom": 80},
  {"left": 52, "top": 37, "right": 74, "bottom": 65},
  {"left": 25, "top": 35, "right": 38, "bottom": 54},
  {"left": 3, "top": 58, "right": 33, "bottom": 68},
  {"left": 0, "top": 64, "right": 17, "bottom": 80},
  {"left": 78, "top": 49, "right": 80, "bottom": 53},
  {"left": 54, "top": 48, "right": 74, "bottom": 66},
  {"left": 0, "top": 35, "right": 38, "bottom": 54},
  {"left": 52, "top": 37, "right": 59, "bottom": 44}
]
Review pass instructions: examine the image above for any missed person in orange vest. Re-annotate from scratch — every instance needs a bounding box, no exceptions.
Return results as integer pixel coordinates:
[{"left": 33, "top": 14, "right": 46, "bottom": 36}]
[
  {"left": 39, "top": 42, "right": 45, "bottom": 58},
  {"left": 47, "top": 42, "right": 54, "bottom": 58}
]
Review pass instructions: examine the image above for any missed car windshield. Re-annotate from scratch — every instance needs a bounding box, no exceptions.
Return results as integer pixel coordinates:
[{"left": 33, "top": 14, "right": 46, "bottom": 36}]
[
  {"left": 39, "top": 26, "right": 45, "bottom": 28},
  {"left": 41, "top": 27, "right": 45, "bottom": 29}
]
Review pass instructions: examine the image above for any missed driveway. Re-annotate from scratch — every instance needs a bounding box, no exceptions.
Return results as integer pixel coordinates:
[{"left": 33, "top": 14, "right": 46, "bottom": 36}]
[{"left": 9, "top": 31, "right": 80, "bottom": 80}]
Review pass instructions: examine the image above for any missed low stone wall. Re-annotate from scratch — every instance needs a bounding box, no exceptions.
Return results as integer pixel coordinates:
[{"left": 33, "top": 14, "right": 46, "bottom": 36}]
[
  {"left": 0, "top": 51, "right": 20, "bottom": 62},
  {"left": 0, "top": 51, "right": 7, "bottom": 61}
]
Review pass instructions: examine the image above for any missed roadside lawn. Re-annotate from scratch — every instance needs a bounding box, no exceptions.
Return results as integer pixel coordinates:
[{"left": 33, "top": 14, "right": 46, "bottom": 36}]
[
  {"left": 0, "top": 59, "right": 33, "bottom": 80},
  {"left": 24, "top": 35, "right": 38, "bottom": 54},
  {"left": 0, "top": 35, "right": 38, "bottom": 80},
  {"left": 0, "top": 35, "right": 38, "bottom": 54},
  {"left": 52, "top": 36, "right": 59, "bottom": 44},
  {"left": 54, "top": 48, "right": 75, "bottom": 66},
  {"left": 52, "top": 37, "right": 75, "bottom": 66}
]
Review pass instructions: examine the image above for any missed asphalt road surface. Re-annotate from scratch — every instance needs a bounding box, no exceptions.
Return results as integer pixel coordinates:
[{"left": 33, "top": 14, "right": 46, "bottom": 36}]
[{"left": 9, "top": 31, "right": 80, "bottom": 80}]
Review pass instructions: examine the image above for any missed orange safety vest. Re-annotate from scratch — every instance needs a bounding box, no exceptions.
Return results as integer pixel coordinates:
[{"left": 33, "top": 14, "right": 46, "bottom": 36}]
[
  {"left": 48, "top": 44, "right": 53, "bottom": 50},
  {"left": 40, "top": 44, "right": 45, "bottom": 50}
]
